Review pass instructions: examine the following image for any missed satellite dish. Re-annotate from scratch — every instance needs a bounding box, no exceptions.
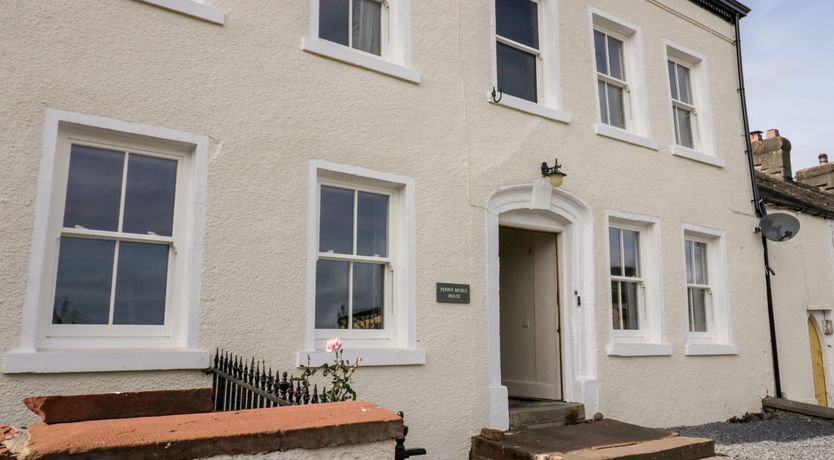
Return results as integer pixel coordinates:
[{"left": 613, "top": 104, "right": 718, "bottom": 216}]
[{"left": 759, "top": 213, "right": 800, "bottom": 242}]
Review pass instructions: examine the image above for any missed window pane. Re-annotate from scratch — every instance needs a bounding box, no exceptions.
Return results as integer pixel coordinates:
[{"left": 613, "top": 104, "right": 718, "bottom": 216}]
[
  {"left": 315, "top": 260, "right": 350, "bottom": 329},
  {"left": 598, "top": 81, "right": 609, "bottom": 125},
  {"left": 609, "top": 228, "right": 622, "bottom": 276},
  {"left": 63, "top": 145, "right": 124, "bottom": 232},
  {"left": 319, "top": 186, "right": 354, "bottom": 254},
  {"left": 122, "top": 154, "right": 177, "bottom": 237},
  {"left": 352, "top": 262, "right": 384, "bottom": 329},
  {"left": 52, "top": 237, "right": 115, "bottom": 325},
  {"left": 319, "top": 0, "right": 349, "bottom": 46},
  {"left": 622, "top": 230, "right": 639, "bottom": 277},
  {"left": 607, "top": 36, "right": 624, "bottom": 80},
  {"left": 685, "top": 240, "right": 694, "bottom": 284},
  {"left": 621, "top": 281, "right": 640, "bottom": 330},
  {"left": 668, "top": 61, "right": 678, "bottom": 100},
  {"left": 594, "top": 31, "right": 607, "bottom": 75},
  {"left": 352, "top": 0, "right": 381, "bottom": 55},
  {"left": 357, "top": 191, "right": 388, "bottom": 257},
  {"left": 677, "top": 65, "right": 692, "bottom": 104},
  {"left": 611, "top": 281, "right": 621, "bottom": 330},
  {"left": 693, "top": 241, "right": 708, "bottom": 284},
  {"left": 113, "top": 242, "right": 169, "bottom": 325},
  {"left": 606, "top": 84, "right": 626, "bottom": 129},
  {"left": 495, "top": 0, "right": 539, "bottom": 49},
  {"left": 496, "top": 42, "right": 537, "bottom": 103},
  {"left": 676, "top": 107, "right": 694, "bottom": 149},
  {"left": 689, "top": 287, "right": 707, "bottom": 332}
]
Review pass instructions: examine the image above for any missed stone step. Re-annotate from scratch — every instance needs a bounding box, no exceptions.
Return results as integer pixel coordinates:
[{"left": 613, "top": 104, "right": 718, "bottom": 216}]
[
  {"left": 509, "top": 401, "right": 585, "bottom": 430},
  {"left": 561, "top": 436, "right": 715, "bottom": 460},
  {"left": 471, "top": 419, "right": 717, "bottom": 460}
]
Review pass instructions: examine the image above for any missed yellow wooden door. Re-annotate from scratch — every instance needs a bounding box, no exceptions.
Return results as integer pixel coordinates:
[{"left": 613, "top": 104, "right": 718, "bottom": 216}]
[{"left": 808, "top": 317, "right": 828, "bottom": 406}]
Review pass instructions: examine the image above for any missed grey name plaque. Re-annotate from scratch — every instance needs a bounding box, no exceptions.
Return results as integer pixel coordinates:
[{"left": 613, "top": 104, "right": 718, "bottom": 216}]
[{"left": 436, "top": 283, "right": 470, "bottom": 304}]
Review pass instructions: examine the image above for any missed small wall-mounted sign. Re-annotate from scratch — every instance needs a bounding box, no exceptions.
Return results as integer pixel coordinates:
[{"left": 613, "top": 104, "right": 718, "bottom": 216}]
[{"left": 436, "top": 283, "right": 470, "bottom": 304}]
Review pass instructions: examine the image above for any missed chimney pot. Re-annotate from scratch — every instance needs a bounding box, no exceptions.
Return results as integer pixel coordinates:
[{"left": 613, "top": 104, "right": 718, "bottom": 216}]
[
  {"left": 766, "top": 129, "right": 780, "bottom": 139},
  {"left": 820, "top": 153, "right": 829, "bottom": 164},
  {"left": 750, "top": 131, "right": 763, "bottom": 143}
]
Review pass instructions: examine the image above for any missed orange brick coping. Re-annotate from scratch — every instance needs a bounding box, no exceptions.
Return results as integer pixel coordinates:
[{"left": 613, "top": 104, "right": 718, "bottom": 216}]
[
  {"left": 24, "top": 388, "right": 214, "bottom": 424},
  {"left": 16, "top": 401, "right": 403, "bottom": 460}
]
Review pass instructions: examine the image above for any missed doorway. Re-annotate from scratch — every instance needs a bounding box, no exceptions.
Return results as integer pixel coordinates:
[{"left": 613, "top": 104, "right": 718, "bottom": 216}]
[
  {"left": 499, "top": 226, "right": 562, "bottom": 401},
  {"left": 808, "top": 317, "right": 828, "bottom": 406}
]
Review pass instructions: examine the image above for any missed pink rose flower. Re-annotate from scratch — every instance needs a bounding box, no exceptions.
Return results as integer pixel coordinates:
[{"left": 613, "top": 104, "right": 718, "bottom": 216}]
[{"left": 325, "top": 337, "right": 342, "bottom": 353}]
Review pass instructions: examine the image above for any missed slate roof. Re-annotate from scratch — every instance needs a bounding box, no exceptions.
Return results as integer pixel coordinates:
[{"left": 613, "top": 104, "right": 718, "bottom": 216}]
[{"left": 756, "top": 172, "right": 834, "bottom": 219}]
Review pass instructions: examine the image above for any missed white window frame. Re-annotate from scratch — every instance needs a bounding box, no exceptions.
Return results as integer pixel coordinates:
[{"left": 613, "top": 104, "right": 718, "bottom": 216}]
[
  {"left": 299, "top": 160, "right": 424, "bottom": 367},
  {"left": 134, "top": 0, "right": 224, "bottom": 25},
  {"left": 663, "top": 40, "right": 721, "bottom": 168},
  {"left": 488, "top": 0, "right": 571, "bottom": 124},
  {"left": 605, "top": 211, "right": 670, "bottom": 357},
  {"left": 589, "top": 8, "right": 657, "bottom": 151},
  {"left": 4, "top": 109, "right": 209, "bottom": 373},
  {"left": 303, "top": 0, "right": 420, "bottom": 84},
  {"left": 682, "top": 224, "right": 737, "bottom": 356}
]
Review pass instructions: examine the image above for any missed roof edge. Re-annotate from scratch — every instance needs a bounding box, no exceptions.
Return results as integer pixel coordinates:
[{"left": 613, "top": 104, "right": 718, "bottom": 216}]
[{"left": 689, "top": 0, "right": 751, "bottom": 23}]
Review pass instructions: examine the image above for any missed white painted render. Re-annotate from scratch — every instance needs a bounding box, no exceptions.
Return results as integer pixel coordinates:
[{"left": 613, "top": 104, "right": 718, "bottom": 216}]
[
  {"left": 199, "top": 440, "right": 395, "bottom": 460},
  {"left": 0, "top": 0, "right": 772, "bottom": 458},
  {"left": 766, "top": 210, "right": 834, "bottom": 406}
]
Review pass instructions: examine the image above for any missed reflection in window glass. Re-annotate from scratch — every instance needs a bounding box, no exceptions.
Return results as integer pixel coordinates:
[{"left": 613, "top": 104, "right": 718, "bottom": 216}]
[
  {"left": 607, "top": 36, "right": 624, "bottom": 80},
  {"left": 609, "top": 227, "right": 642, "bottom": 331},
  {"left": 52, "top": 237, "right": 115, "bottom": 325},
  {"left": 497, "top": 42, "right": 537, "bottom": 103},
  {"left": 496, "top": 0, "right": 539, "bottom": 48},
  {"left": 319, "top": 186, "right": 355, "bottom": 254},
  {"left": 113, "top": 242, "right": 169, "bottom": 325},
  {"left": 357, "top": 191, "right": 388, "bottom": 257},
  {"left": 685, "top": 239, "right": 710, "bottom": 333},
  {"left": 352, "top": 263, "right": 384, "bottom": 329},
  {"left": 63, "top": 145, "right": 124, "bottom": 232},
  {"left": 319, "top": 0, "right": 350, "bottom": 46},
  {"left": 122, "top": 154, "right": 177, "bottom": 237},
  {"left": 315, "top": 260, "right": 350, "bottom": 329},
  {"left": 606, "top": 83, "right": 625, "bottom": 129}
]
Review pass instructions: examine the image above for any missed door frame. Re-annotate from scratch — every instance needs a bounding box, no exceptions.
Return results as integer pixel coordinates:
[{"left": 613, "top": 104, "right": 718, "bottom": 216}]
[
  {"left": 485, "top": 180, "right": 598, "bottom": 430},
  {"left": 809, "top": 312, "right": 831, "bottom": 406}
]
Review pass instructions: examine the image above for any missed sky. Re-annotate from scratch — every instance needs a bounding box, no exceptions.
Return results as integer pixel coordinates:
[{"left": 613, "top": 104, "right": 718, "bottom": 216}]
[{"left": 742, "top": 0, "right": 834, "bottom": 171}]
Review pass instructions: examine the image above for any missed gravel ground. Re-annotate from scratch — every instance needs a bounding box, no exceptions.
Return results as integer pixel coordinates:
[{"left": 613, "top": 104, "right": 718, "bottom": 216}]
[{"left": 672, "top": 417, "right": 834, "bottom": 459}]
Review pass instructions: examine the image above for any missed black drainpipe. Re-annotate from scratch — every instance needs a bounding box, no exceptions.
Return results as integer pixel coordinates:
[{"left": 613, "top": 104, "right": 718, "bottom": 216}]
[{"left": 734, "top": 12, "right": 782, "bottom": 399}]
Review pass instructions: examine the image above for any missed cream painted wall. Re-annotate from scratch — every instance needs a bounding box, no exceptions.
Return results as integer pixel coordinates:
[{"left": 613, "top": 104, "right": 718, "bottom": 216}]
[
  {"left": 0, "top": 0, "right": 771, "bottom": 457},
  {"left": 766, "top": 210, "right": 834, "bottom": 406}
]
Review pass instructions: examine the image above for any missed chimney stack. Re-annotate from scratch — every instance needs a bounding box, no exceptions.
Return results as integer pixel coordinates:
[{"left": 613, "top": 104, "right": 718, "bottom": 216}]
[
  {"left": 796, "top": 152, "right": 834, "bottom": 194},
  {"left": 751, "top": 129, "right": 792, "bottom": 182}
]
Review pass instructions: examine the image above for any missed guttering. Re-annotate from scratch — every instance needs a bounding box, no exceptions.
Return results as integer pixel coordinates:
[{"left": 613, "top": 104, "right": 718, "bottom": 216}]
[
  {"left": 733, "top": 11, "right": 782, "bottom": 399},
  {"left": 690, "top": 0, "right": 750, "bottom": 23}
]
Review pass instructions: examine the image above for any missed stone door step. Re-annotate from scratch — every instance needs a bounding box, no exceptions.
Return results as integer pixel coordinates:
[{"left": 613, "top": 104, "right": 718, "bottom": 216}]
[
  {"left": 471, "top": 419, "right": 716, "bottom": 460},
  {"left": 509, "top": 400, "right": 585, "bottom": 430}
]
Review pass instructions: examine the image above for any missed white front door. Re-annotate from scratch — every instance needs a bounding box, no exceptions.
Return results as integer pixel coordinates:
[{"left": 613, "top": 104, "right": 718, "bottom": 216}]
[{"left": 499, "top": 226, "right": 562, "bottom": 400}]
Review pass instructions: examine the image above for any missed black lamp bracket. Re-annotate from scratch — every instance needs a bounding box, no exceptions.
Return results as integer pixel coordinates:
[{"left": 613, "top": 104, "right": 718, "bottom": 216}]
[{"left": 541, "top": 158, "right": 566, "bottom": 178}]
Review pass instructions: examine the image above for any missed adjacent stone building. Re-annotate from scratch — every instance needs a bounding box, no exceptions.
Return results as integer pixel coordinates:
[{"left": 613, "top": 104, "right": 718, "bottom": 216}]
[{"left": 753, "top": 129, "right": 834, "bottom": 407}]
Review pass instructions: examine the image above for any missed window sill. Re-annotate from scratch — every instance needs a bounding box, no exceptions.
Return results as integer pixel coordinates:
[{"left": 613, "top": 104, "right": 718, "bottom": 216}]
[
  {"left": 487, "top": 94, "right": 572, "bottom": 124},
  {"left": 607, "top": 341, "right": 672, "bottom": 357},
  {"left": 595, "top": 124, "right": 658, "bottom": 151},
  {"left": 3, "top": 348, "right": 209, "bottom": 373},
  {"left": 302, "top": 37, "right": 420, "bottom": 84},
  {"left": 672, "top": 145, "right": 724, "bottom": 168},
  {"left": 685, "top": 342, "right": 738, "bottom": 356},
  {"left": 134, "top": 0, "right": 224, "bottom": 25},
  {"left": 297, "top": 348, "right": 426, "bottom": 367}
]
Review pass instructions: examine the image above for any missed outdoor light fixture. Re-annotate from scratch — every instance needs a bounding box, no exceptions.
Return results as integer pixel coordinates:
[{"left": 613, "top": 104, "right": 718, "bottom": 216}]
[{"left": 541, "top": 158, "right": 567, "bottom": 188}]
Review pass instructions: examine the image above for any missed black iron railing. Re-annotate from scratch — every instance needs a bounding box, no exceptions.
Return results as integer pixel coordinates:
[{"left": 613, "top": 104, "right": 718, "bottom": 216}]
[{"left": 206, "top": 349, "right": 426, "bottom": 458}]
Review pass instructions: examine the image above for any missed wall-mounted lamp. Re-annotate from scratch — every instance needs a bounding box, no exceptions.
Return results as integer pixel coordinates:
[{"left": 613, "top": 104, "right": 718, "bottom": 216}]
[{"left": 541, "top": 158, "right": 567, "bottom": 188}]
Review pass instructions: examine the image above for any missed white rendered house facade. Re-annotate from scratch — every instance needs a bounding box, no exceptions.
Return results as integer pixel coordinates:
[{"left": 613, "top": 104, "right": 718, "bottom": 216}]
[{"left": 0, "top": 0, "right": 772, "bottom": 457}]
